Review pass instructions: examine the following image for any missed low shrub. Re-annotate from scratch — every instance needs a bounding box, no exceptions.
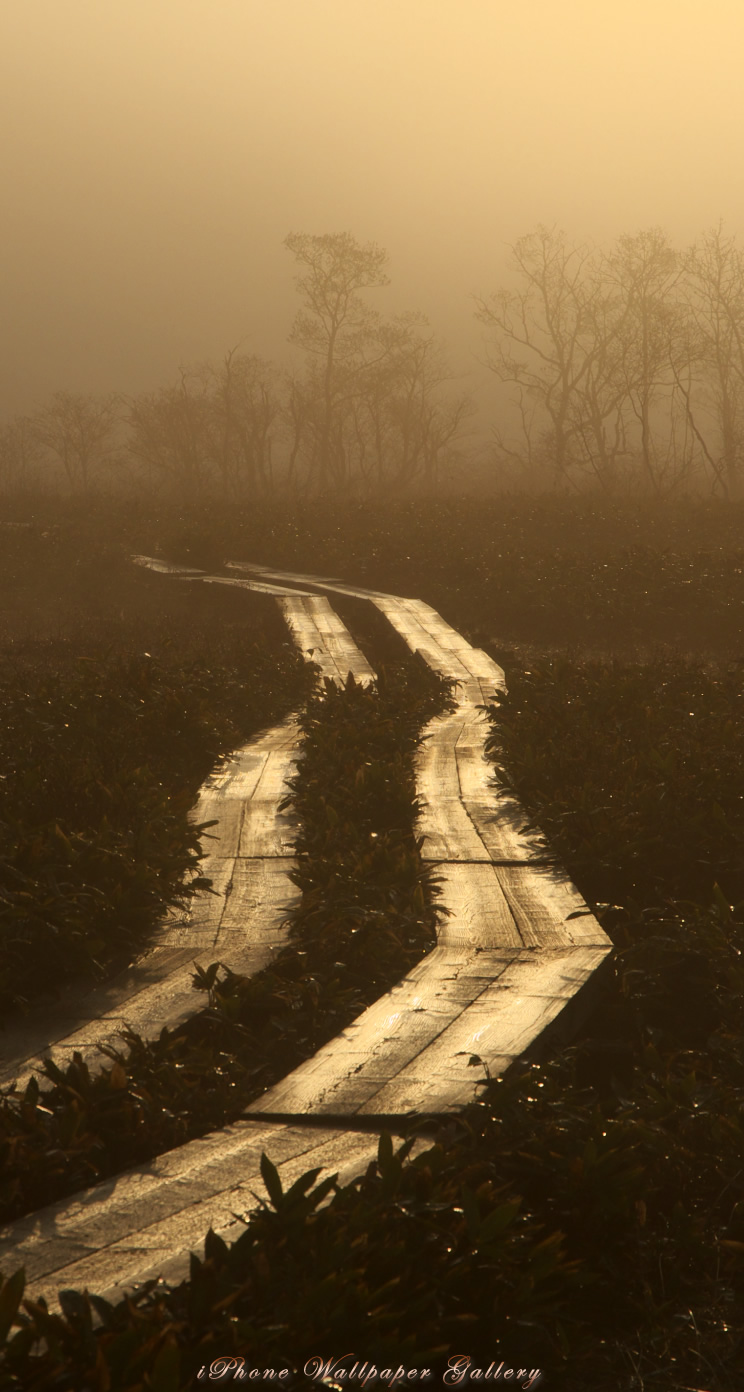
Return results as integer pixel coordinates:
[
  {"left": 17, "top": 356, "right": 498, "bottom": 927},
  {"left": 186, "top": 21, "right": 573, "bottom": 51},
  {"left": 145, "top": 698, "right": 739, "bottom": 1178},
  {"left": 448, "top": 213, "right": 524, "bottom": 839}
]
[
  {"left": 0, "top": 662, "right": 449, "bottom": 1224},
  {"left": 0, "top": 639, "right": 311, "bottom": 1013}
]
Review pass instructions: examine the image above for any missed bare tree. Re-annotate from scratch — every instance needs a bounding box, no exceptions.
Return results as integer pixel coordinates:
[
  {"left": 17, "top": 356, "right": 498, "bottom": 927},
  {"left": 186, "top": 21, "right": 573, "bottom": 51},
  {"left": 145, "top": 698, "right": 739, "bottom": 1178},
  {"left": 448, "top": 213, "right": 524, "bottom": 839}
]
[
  {"left": 358, "top": 315, "right": 472, "bottom": 489},
  {"left": 207, "top": 349, "right": 278, "bottom": 496},
  {"left": 475, "top": 226, "right": 595, "bottom": 486},
  {"left": 682, "top": 224, "right": 744, "bottom": 498},
  {"left": 33, "top": 392, "right": 118, "bottom": 492},
  {"left": 0, "top": 415, "right": 47, "bottom": 493},
  {"left": 285, "top": 231, "right": 390, "bottom": 488},
  {"left": 605, "top": 228, "right": 687, "bottom": 494},
  {"left": 565, "top": 266, "right": 635, "bottom": 490},
  {"left": 126, "top": 370, "right": 212, "bottom": 498}
]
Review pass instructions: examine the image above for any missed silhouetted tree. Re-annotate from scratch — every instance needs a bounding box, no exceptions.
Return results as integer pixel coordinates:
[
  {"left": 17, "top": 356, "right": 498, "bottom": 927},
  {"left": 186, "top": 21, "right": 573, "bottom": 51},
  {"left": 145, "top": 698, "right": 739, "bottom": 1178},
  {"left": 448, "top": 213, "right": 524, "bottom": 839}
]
[
  {"left": 207, "top": 349, "right": 278, "bottom": 496},
  {"left": 605, "top": 228, "right": 690, "bottom": 494},
  {"left": 475, "top": 226, "right": 594, "bottom": 486},
  {"left": 357, "top": 314, "right": 472, "bottom": 489},
  {"left": 0, "top": 415, "right": 46, "bottom": 493},
  {"left": 126, "top": 371, "right": 212, "bottom": 498},
  {"left": 33, "top": 391, "right": 118, "bottom": 492},
  {"left": 682, "top": 224, "right": 744, "bottom": 498},
  {"left": 285, "top": 231, "right": 390, "bottom": 488}
]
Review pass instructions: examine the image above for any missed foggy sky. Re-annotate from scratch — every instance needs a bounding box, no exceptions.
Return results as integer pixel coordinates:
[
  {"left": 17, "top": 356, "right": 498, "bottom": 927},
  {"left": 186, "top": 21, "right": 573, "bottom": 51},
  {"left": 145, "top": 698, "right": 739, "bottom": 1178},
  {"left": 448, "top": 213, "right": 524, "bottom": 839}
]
[{"left": 2, "top": 0, "right": 744, "bottom": 416}]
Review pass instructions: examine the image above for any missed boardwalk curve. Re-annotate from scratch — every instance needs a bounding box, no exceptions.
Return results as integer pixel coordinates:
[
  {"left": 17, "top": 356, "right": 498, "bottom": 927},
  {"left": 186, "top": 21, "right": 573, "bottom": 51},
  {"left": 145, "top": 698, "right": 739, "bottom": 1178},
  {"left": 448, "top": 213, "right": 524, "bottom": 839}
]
[
  {"left": 0, "top": 556, "right": 611, "bottom": 1309},
  {"left": 230, "top": 563, "right": 612, "bottom": 1118},
  {"left": 0, "top": 560, "right": 373, "bottom": 1089}
]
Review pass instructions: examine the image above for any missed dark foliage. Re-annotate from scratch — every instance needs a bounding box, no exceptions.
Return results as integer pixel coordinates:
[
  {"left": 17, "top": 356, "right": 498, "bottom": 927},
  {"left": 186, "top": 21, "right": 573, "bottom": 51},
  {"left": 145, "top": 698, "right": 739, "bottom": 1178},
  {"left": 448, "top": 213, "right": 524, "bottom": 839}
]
[
  {"left": 0, "top": 664, "right": 448, "bottom": 1225},
  {"left": 486, "top": 656, "right": 744, "bottom": 906},
  {"left": 0, "top": 642, "right": 311, "bottom": 1013},
  {"left": 2, "top": 499, "right": 744, "bottom": 1389}
]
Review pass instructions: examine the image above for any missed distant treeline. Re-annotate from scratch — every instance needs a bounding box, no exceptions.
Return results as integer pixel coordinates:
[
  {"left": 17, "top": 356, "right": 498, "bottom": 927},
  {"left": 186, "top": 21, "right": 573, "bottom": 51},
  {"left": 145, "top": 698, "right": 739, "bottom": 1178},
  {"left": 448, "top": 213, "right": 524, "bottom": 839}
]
[
  {"left": 4, "top": 224, "right": 744, "bottom": 499},
  {"left": 476, "top": 224, "right": 744, "bottom": 500}
]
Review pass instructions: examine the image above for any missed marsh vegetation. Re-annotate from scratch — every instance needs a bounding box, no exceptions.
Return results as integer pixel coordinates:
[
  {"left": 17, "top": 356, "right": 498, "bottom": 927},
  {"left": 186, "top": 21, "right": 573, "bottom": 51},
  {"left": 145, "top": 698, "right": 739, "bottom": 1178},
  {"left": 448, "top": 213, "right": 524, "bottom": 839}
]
[{"left": 1, "top": 495, "right": 743, "bottom": 1389}]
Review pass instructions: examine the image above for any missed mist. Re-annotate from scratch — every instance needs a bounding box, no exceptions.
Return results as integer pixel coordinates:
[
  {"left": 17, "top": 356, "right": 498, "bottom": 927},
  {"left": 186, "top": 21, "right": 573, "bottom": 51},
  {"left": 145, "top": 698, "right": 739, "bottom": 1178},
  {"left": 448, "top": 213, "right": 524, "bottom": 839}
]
[{"left": 2, "top": 0, "right": 744, "bottom": 486}]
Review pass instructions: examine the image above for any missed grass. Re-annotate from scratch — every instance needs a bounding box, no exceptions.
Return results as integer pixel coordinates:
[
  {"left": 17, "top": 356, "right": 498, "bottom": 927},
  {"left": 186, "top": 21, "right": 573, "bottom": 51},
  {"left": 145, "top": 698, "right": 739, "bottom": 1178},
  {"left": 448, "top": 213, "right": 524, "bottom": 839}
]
[
  {"left": 6, "top": 492, "right": 744, "bottom": 656},
  {"left": 0, "top": 637, "right": 312, "bottom": 1014},
  {"left": 2, "top": 496, "right": 744, "bottom": 1389},
  {"left": 0, "top": 515, "right": 313, "bottom": 1014},
  {"left": 486, "top": 654, "right": 744, "bottom": 907},
  {"left": 0, "top": 663, "right": 449, "bottom": 1226},
  {"left": 115, "top": 491, "right": 744, "bottom": 656}
]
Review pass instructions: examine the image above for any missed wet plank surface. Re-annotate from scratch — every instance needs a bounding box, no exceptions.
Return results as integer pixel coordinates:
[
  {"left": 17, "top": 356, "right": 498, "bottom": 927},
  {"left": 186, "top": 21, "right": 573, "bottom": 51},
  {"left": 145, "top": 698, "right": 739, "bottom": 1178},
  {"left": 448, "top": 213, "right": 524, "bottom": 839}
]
[
  {"left": 0, "top": 558, "right": 612, "bottom": 1311},
  {"left": 0, "top": 717, "right": 304, "bottom": 1089},
  {"left": 278, "top": 594, "right": 376, "bottom": 685},
  {"left": 0, "top": 1120, "right": 384, "bottom": 1307},
  {"left": 132, "top": 556, "right": 206, "bottom": 575},
  {"left": 228, "top": 562, "right": 612, "bottom": 1120},
  {"left": 0, "top": 568, "right": 374, "bottom": 1087}
]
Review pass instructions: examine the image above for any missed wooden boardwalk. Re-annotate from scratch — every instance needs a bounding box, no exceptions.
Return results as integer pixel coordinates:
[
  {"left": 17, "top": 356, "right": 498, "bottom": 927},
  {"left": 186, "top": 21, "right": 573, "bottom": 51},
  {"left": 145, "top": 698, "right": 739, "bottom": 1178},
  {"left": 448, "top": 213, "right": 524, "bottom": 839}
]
[
  {"left": 0, "top": 561, "right": 373, "bottom": 1089},
  {"left": 233, "top": 564, "right": 612, "bottom": 1119},
  {"left": 0, "top": 557, "right": 611, "bottom": 1309},
  {"left": 0, "top": 1120, "right": 388, "bottom": 1306}
]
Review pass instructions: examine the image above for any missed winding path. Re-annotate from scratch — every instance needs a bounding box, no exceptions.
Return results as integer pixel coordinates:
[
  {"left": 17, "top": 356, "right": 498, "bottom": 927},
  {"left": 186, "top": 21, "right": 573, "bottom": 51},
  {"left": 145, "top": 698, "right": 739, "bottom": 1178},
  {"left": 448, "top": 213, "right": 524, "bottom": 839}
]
[
  {"left": 232, "top": 564, "right": 611, "bottom": 1119},
  {"left": 0, "top": 558, "right": 611, "bottom": 1308},
  {"left": 0, "top": 562, "right": 374, "bottom": 1089}
]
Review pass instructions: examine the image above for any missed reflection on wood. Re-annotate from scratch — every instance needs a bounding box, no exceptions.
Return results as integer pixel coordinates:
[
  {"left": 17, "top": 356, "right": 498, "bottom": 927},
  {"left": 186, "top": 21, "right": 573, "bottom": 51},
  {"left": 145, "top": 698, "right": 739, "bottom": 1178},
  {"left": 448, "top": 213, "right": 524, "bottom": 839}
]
[
  {"left": 0, "top": 566, "right": 375, "bottom": 1088},
  {"left": 0, "top": 1120, "right": 385, "bottom": 1308},
  {"left": 0, "top": 557, "right": 612, "bottom": 1312},
  {"left": 132, "top": 556, "right": 205, "bottom": 575},
  {"left": 229, "top": 560, "right": 612, "bottom": 1119},
  {"left": 278, "top": 594, "right": 376, "bottom": 685}
]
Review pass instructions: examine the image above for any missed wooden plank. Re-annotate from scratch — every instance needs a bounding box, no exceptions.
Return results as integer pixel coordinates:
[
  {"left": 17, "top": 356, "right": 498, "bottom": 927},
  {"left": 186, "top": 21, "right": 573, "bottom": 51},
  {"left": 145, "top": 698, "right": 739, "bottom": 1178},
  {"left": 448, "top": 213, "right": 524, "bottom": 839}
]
[
  {"left": 0, "top": 892, "right": 300, "bottom": 1091},
  {"left": 200, "top": 575, "right": 314, "bottom": 597},
  {"left": 0, "top": 1120, "right": 332, "bottom": 1275},
  {"left": 415, "top": 714, "right": 492, "bottom": 861},
  {"left": 0, "top": 1121, "right": 382, "bottom": 1308},
  {"left": 132, "top": 555, "right": 205, "bottom": 575},
  {"left": 1, "top": 704, "right": 304, "bottom": 1084},
  {"left": 381, "top": 603, "right": 494, "bottom": 704},
  {"left": 221, "top": 569, "right": 488, "bottom": 695},
  {"left": 453, "top": 722, "right": 548, "bottom": 862},
  {"left": 435, "top": 863, "right": 524, "bottom": 950},
  {"left": 238, "top": 873, "right": 608, "bottom": 1118},
  {"left": 173, "top": 575, "right": 379, "bottom": 689},
  {"left": 228, "top": 561, "right": 348, "bottom": 588},
  {"left": 453, "top": 715, "right": 498, "bottom": 799},
  {"left": 461, "top": 795, "right": 548, "bottom": 862},
  {"left": 303, "top": 595, "right": 376, "bottom": 684},
  {"left": 238, "top": 745, "right": 302, "bottom": 855},
  {"left": 213, "top": 856, "right": 300, "bottom": 948},
  {"left": 279, "top": 594, "right": 377, "bottom": 687},
  {"left": 227, "top": 562, "right": 397, "bottom": 603},
  {"left": 419, "top": 712, "right": 470, "bottom": 800},
  {"left": 245, "top": 949, "right": 524, "bottom": 1119},
  {"left": 191, "top": 770, "right": 264, "bottom": 860},
  {"left": 278, "top": 595, "right": 345, "bottom": 683},
  {"left": 363, "top": 947, "right": 612, "bottom": 1115},
  {"left": 415, "top": 713, "right": 545, "bottom": 863},
  {"left": 243, "top": 865, "right": 529, "bottom": 1120},
  {"left": 223, "top": 571, "right": 493, "bottom": 697},
  {"left": 150, "top": 856, "right": 234, "bottom": 947},
  {"left": 416, "top": 796, "right": 489, "bottom": 861},
  {"left": 457, "top": 647, "right": 507, "bottom": 688},
  {"left": 0, "top": 940, "right": 227, "bottom": 1087},
  {"left": 404, "top": 600, "right": 475, "bottom": 652},
  {"left": 177, "top": 718, "right": 301, "bottom": 865},
  {"left": 373, "top": 601, "right": 476, "bottom": 688},
  {"left": 493, "top": 864, "right": 610, "bottom": 948}
]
